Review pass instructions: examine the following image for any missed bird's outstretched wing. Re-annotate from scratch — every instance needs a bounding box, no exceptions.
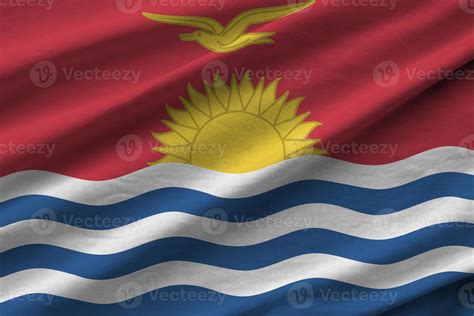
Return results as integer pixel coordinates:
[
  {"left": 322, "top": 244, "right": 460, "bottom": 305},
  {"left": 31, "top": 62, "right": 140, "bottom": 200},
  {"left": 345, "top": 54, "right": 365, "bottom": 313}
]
[
  {"left": 223, "top": 0, "right": 315, "bottom": 38},
  {"left": 142, "top": 12, "right": 224, "bottom": 33}
]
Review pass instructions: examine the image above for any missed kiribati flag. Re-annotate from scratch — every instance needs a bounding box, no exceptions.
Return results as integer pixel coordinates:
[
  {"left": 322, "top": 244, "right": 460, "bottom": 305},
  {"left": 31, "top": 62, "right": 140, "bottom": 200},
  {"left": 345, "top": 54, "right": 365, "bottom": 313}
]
[{"left": 1, "top": 0, "right": 473, "bottom": 315}]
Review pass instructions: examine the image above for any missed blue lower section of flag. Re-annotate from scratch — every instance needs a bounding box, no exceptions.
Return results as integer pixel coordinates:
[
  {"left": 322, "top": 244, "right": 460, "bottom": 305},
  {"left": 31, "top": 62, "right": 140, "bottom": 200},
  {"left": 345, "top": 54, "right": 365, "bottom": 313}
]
[
  {"left": 1, "top": 173, "right": 472, "bottom": 228},
  {"left": 2, "top": 225, "right": 473, "bottom": 279},
  {"left": 2, "top": 160, "right": 473, "bottom": 315},
  {"left": 1, "top": 274, "right": 473, "bottom": 316}
]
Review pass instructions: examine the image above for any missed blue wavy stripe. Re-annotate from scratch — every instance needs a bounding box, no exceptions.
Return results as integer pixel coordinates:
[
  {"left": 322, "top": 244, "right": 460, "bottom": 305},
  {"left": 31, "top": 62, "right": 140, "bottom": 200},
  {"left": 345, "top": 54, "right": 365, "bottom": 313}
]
[
  {"left": 1, "top": 173, "right": 473, "bottom": 229},
  {"left": 1, "top": 274, "right": 473, "bottom": 315},
  {"left": 2, "top": 225, "right": 473, "bottom": 279}
]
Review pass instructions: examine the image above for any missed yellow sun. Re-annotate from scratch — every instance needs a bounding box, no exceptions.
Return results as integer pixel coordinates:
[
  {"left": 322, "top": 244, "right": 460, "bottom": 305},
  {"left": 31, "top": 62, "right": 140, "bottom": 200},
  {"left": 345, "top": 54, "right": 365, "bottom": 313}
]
[{"left": 150, "top": 71, "right": 324, "bottom": 173}]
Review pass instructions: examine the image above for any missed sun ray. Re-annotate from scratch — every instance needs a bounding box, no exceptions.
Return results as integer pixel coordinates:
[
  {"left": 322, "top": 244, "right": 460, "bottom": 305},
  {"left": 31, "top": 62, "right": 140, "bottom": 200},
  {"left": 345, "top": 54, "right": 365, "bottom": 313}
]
[
  {"left": 162, "top": 120, "right": 198, "bottom": 142},
  {"left": 239, "top": 71, "right": 255, "bottom": 107},
  {"left": 188, "top": 83, "right": 211, "bottom": 116},
  {"left": 275, "top": 112, "right": 309, "bottom": 137},
  {"left": 152, "top": 131, "right": 189, "bottom": 146},
  {"left": 246, "top": 79, "right": 264, "bottom": 114},
  {"left": 165, "top": 105, "right": 197, "bottom": 128},
  {"left": 228, "top": 74, "right": 244, "bottom": 111},
  {"left": 277, "top": 97, "right": 304, "bottom": 123},
  {"left": 287, "top": 144, "right": 326, "bottom": 159},
  {"left": 151, "top": 72, "right": 323, "bottom": 172},
  {"left": 154, "top": 145, "right": 192, "bottom": 161},
  {"left": 286, "top": 121, "right": 321, "bottom": 139},
  {"left": 211, "top": 74, "right": 230, "bottom": 108},
  {"left": 261, "top": 91, "right": 289, "bottom": 124},
  {"left": 284, "top": 139, "right": 319, "bottom": 156},
  {"left": 205, "top": 83, "right": 226, "bottom": 116},
  {"left": 179, "top": 97, "right": 210, "bottom": 127},
  {"left": 260, "top": 79, "right": 279, "bottom": 113}
]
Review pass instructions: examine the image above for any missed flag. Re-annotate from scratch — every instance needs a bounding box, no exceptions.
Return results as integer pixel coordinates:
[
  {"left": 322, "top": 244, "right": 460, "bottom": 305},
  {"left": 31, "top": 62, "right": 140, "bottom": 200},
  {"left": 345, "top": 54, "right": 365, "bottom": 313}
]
[{"left": 1, "top": 0, "right": 473, "bottom": 315}]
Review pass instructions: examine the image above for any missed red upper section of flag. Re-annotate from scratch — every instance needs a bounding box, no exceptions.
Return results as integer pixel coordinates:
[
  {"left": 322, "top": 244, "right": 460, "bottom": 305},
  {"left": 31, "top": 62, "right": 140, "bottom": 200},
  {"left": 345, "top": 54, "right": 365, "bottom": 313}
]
[{"left": 0, "top": 0, "right": 472, "bottom": 179}]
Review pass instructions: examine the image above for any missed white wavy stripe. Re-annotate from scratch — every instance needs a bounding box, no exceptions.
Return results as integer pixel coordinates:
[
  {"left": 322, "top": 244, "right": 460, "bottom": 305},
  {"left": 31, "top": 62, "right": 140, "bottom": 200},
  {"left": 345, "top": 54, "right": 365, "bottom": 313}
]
[
  {"left": 1, "top": 246, "right": 473, "bottom": 303},
  {"left": 0, "top": 147, "right": 472, "bottom": 205},
  {"left": 2, "top": 197, "right": 472, "bottom": 254}
]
